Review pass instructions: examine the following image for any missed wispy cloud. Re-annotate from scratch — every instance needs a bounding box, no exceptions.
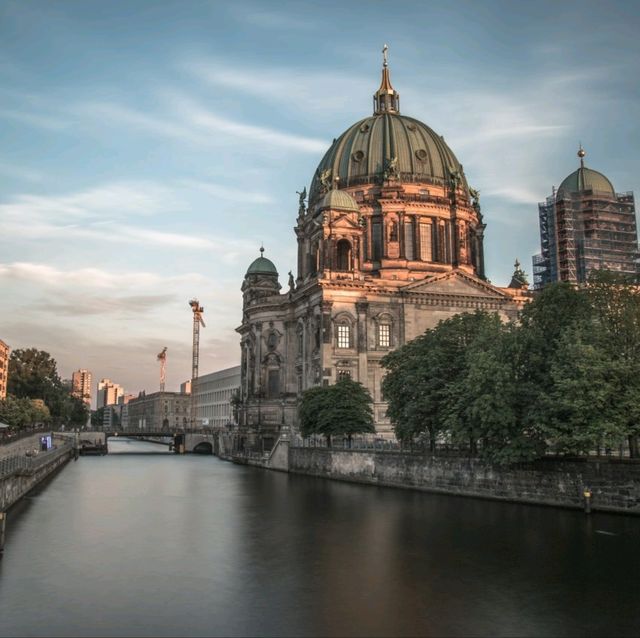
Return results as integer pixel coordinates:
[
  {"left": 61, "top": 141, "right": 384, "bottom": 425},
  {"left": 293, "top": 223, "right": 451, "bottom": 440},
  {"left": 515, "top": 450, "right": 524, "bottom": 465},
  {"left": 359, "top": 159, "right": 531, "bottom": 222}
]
[
  {"left": 167, "top": 92, "right": 327, "bottom": 153},
  {"left": 0, "top": 181, "right": 178, "bottom": 221},
  {"left": 32, "top": 292, "right": 176, "bottom": 317},
  {"left": 0, "top": 262, "right": 210, "bottom": 290},
  {"left": 72, "top": 101, "right": 205, "bottom": 146},
  {"left": 0, "top": 107, "right": 68, "bottom": 131},
  {"left": 179, "top": 179, "right": 273, "bottom": 204},
  {"left": 183, "top": 57, "right": 370, "bottom": 116}
]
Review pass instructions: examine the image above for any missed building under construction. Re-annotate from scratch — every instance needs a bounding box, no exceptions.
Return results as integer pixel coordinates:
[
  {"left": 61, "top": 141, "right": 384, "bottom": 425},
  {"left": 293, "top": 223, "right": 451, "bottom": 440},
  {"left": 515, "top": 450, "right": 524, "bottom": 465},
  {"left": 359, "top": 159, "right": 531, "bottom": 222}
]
[{"left": 533, "top": 147, "right": 639, "bottom": 289}]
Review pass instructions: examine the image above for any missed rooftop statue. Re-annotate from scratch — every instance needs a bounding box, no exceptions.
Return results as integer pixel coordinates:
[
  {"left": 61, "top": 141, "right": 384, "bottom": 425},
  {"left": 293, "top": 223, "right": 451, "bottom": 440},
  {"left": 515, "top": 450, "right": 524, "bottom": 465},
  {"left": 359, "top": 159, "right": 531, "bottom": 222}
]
[{"left": 296, "top": 187, "right": 307, "bottom": 216}]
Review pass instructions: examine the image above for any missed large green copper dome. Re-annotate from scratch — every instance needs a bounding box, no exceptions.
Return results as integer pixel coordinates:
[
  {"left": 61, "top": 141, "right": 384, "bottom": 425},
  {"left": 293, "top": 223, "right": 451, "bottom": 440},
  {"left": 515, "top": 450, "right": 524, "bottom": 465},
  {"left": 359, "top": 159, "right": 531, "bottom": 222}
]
[
  {"left": 309, "top": 113, "right": 466, "bottom": 205},
  {"left": 308, "top": 59, "right": 466, "bottom": 206}
]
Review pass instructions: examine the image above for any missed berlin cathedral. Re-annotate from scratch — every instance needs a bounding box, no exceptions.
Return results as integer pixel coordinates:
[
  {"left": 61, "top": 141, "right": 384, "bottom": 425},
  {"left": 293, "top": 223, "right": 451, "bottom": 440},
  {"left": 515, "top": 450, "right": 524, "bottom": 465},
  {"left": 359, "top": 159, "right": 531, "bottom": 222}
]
[{"left": 237, "top": 50, "right": 529, "bottom": 440}]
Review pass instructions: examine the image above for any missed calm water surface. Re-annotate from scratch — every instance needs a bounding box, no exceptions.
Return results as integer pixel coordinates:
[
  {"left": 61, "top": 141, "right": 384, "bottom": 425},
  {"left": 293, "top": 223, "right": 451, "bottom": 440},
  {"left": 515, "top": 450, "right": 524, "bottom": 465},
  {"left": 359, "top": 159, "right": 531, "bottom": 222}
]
[{"left": 0, "top": 438, "right": 639, "bottom": 637}]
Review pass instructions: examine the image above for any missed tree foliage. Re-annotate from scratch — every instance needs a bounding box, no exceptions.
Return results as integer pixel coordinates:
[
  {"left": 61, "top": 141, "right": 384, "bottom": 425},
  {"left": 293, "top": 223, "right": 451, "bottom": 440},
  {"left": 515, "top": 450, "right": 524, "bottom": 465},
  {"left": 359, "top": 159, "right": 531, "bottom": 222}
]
[
  {"left": 0, "top": 395, "right": 51, "bottom": 429},
  {"left": 299, "top": 377, "right": 374, "bottom": 443},
  {"left": 381, "top": 274, "right": 640, "bottom": 463},
  {"left": 6, "top": 348, "right": 89, "bottom": 427}
]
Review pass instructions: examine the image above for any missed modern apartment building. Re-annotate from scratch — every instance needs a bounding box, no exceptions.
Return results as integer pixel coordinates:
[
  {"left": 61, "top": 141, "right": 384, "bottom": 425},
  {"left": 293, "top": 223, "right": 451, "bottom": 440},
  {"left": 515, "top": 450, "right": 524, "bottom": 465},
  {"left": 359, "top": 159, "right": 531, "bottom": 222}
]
[
  {"left": 71, "top": 369, "right": 92, "bottom": 407},
  {"left": 96, "top": 378, "right": 124, "bottom": 408}
]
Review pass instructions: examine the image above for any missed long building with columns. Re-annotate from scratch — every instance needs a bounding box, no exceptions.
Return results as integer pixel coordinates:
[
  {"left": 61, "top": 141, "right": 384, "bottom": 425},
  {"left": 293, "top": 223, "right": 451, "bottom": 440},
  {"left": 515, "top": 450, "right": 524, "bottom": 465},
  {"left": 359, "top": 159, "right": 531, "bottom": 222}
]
[{"left": 237, "top": 54, "right": 529, "bottom": 443}]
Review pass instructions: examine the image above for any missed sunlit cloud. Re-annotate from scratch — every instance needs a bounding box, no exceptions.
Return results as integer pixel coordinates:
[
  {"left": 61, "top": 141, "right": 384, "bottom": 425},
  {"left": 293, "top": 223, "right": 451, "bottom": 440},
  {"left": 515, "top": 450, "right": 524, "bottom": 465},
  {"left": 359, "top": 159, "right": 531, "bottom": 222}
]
[{"left": 0, "top": 262, "right": 211, "bottom": 290}]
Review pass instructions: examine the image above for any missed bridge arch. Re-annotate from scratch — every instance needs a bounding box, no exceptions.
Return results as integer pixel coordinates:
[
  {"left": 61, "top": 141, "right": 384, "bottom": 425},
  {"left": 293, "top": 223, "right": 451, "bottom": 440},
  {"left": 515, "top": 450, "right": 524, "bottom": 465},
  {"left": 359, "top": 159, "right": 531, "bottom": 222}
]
[{"left": 192, "top": 441, "right": 213, "bottom": 455}]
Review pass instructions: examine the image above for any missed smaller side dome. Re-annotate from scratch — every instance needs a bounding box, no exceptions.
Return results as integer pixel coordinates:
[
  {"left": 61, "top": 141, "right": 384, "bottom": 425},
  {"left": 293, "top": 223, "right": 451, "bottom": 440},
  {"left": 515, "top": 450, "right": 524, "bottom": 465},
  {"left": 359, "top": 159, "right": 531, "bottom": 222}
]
[
  {"left": 246, "top": 247, "right": 278, "bottom": 276},
  {"left": 317, "top": 189, "right": 360, "bottom": 214},
  {"left": 557, "top": 146, "right": 615, "bottom": 197},
  {"left": 558, "top": 167, "right": 615, "bottom": 197}
]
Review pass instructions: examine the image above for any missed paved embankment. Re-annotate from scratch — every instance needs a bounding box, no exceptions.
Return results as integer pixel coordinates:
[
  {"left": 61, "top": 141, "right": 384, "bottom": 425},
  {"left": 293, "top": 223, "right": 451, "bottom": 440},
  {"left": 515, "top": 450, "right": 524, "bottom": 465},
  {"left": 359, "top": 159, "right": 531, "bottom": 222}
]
[{"left": 0, "top": 435, "right": 76, "bottom": 511}]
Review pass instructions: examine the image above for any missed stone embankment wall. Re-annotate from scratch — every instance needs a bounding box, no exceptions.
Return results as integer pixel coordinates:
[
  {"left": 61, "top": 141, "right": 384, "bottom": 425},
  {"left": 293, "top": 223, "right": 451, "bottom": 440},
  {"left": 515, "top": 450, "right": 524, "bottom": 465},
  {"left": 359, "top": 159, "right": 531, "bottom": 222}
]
[
  {"left": 288, "top": 448, "right": 640, "bottom": 515},
  {"left": 0, "top": 436, "right": 75, "bottom": 512}
]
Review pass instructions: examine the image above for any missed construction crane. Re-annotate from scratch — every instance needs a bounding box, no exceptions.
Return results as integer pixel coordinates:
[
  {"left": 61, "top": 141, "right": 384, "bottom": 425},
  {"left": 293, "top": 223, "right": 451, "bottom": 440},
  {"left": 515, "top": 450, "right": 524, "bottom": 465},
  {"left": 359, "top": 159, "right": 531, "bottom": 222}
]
[
  {"left": 189, "top": 299, "right": 205, "bottom": 428},
  {"left": 157, "top": 347, "right": 167, "bottom": 392}
]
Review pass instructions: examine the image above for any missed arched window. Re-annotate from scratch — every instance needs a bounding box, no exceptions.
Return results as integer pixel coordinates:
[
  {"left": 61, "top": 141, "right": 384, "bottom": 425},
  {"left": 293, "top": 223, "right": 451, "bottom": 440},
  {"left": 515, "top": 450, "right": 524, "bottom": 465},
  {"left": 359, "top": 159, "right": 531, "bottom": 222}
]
[
  {"left": 336, "top": 239, "right": 352, "bottom": 271},
  {"left": 374, "top": 313, "right": 394, "bottom": 349},
  {"left": 334, "top": 313, "right": 355, "bottom": 350},
  {"left": 337, "top": 323, "right": 351, "bottom": 349}
]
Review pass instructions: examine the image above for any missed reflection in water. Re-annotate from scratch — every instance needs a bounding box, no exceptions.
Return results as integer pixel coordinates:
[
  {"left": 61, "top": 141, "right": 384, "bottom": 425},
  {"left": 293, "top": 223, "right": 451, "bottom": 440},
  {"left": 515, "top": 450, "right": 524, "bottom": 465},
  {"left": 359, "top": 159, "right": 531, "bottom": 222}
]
[{"left": 0, "top": 438, "right": 638, "bottom": 637}]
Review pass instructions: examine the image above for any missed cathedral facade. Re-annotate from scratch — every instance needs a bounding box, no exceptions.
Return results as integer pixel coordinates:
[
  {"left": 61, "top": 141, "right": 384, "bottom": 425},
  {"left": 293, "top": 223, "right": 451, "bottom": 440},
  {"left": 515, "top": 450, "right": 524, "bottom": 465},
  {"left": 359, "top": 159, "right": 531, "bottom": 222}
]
[{"left": 237, "top": 54, "right": 528, "bottom": 441}]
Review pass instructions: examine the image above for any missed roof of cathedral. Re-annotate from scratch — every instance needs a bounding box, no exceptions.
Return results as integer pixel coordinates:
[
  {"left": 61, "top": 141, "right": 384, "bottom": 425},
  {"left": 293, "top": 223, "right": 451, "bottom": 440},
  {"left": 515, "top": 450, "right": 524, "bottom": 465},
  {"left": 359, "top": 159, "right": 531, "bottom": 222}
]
[
  {"left": 557, "top": 146, "right": 615, "bottom": 196},
  {"left": 309, "top": 48, "right": 467, "bottom": 205},
  {"left": 318, "top": 188, "right": 360, "bottom": 213},
  {"left": 246, "top": 248, "right": 278, "bottom": 276}
]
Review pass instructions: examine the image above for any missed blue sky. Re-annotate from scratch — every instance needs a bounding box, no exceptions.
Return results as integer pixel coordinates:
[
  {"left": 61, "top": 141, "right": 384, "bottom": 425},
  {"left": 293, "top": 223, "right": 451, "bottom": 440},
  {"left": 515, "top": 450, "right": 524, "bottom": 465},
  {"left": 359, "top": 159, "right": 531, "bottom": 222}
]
[{"left": 1, "top": 0, "right": 639, "bottom": 402}]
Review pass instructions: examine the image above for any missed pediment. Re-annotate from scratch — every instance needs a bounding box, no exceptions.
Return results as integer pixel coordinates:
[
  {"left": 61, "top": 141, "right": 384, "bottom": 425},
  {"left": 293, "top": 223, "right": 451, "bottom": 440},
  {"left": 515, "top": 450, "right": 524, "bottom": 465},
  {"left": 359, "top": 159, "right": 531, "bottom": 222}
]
[
  {"left": 401, "top": 270, "right": 510, "bottom": 299},
  {"left": 331, "top": 213, "right": 361, "bottom": 230}
]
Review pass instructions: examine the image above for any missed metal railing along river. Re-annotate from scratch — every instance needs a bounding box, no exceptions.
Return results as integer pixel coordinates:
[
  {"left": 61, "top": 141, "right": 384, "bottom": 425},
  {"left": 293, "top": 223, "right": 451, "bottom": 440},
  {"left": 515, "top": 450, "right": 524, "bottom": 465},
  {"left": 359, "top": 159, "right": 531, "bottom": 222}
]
[{"left": 0, "top": 441, "right": 74, "bottom": 480}]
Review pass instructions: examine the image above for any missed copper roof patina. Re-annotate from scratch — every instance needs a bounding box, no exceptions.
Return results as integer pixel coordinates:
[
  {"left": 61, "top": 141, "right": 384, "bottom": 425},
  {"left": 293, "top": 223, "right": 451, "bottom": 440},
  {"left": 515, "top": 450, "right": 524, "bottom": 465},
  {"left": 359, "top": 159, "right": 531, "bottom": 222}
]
[
  {"left": 309, "top": 48, "right": 467, "bottom": 205},
  {"left": 557, "top": 146, "right": 615, "bottom": 197},
  {"left": 246, "top": 247, "right": 278, "bottom": 276}
]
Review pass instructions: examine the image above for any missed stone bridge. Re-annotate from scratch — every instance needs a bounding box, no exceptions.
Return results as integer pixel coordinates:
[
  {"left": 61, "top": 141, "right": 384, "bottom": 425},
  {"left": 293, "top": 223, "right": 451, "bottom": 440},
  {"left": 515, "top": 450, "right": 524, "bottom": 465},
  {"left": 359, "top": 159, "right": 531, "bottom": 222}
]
[{"left": 83, "top": 429, "right": 220, "bottom": 454}]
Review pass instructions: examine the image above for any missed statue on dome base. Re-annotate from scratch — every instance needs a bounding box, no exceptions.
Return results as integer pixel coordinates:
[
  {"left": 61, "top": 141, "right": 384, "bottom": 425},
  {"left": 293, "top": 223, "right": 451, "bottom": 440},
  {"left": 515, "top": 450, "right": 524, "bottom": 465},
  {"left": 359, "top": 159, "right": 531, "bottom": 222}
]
[{"left": 383, "top": 156, "right": 399, "bottom": 181}]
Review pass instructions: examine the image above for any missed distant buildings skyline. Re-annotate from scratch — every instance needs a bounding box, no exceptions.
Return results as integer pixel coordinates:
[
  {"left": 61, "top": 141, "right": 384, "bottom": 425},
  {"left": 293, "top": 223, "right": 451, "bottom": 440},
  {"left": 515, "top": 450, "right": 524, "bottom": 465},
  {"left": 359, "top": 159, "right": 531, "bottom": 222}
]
[{"left": 96, "top": 378, "right": 124, "bottom": 408}]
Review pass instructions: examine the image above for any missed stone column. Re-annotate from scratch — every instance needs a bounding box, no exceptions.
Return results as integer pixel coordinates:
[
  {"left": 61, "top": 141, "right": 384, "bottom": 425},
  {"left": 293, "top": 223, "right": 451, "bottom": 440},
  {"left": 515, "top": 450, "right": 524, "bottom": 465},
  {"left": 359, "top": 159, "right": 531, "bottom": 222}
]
[{"left": 356, "top": 301, "right": 369, "bottom": 385}]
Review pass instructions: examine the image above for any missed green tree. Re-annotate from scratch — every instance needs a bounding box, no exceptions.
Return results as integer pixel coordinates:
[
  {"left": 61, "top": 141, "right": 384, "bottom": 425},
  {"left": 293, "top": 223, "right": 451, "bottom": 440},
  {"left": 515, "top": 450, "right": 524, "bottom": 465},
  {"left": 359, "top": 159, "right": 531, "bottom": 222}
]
[
  {"left": 382, "top": 311, "right": 506, "bottom": 453},
  {"left": 586, "top": 270, "right": 640, "bottom": 456},
  {"left": 319, "top": 377, "right": 374, "bottom": 446},
  {"left": 0, "top": 395, "right": 50, "bottom": 429},
  {"left": 7, "top": 348, "right": 90, "bottom": 427},
  {"left": 299, "top": 378, "right": 374, "bottom": 445},
  {"left": 515, "top": 282, "right": 593, "bottom": 440},
  {"left": 299, "top": 385, "right": 336, "bottom": 442},
  {"left": 543, "top": 324, "right": 625, "bottom": 455},
  {"left": 8, "top": 348, "right": 63, "bottom": 405},
  {"left": 91, "top": 407, "right": 105, "bottom": 428}
]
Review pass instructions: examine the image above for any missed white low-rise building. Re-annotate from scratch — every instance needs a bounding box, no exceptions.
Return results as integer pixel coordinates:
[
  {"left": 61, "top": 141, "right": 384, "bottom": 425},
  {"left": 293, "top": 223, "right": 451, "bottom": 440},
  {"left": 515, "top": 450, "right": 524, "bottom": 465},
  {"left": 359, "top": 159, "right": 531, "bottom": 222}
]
[{"left": 194, "top": 366, "right": 241, "bottom": 428}]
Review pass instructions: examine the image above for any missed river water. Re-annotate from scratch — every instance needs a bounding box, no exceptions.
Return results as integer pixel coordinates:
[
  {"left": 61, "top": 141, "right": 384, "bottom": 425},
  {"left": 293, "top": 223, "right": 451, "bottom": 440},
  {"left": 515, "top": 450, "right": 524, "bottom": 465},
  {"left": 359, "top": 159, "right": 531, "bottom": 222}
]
[{"left": 0, "top": 438, "right": 639, "bottom": 637}]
